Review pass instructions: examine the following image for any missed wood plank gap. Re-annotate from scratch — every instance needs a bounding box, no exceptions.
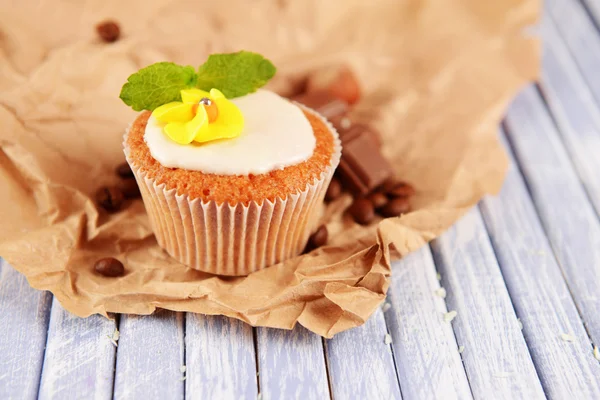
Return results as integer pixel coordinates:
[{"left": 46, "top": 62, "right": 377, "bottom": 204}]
[
  {"left": 109, "top": 313, "right": 121, "bottom": 400},
  {"left": 578, "top": 0, "right": 600, "bottom": 34},
  {"left": 320, "top": 337, "right": 334, "bottom": 400},
  {"left": 253, "top": 326, "right": 260, "bottom": 398}
]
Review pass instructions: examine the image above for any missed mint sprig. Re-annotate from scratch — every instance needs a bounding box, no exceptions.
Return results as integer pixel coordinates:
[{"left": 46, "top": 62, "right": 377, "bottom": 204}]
[
  {"left": 120, "top": 62, "right": 197, "bottom": 112},
  {"left": 119, "top": 52, "right": 277, "bottom": 111},
  {"left": 196, "top": 51, "right": 276, "bottom": 98}
]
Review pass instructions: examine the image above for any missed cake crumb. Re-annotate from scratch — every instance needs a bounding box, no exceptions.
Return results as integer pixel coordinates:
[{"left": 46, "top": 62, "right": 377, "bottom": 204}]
[
  {"left": 180, "top": 365, "right": 187, "bottom": 374},
  {"left": 594, "top": 346, "right": 600, "bottom": 361},
  {"left": 381, "top": 302, "right": 391, "bottom": 312},
  {"left": 444, "top": 310, "right": 457, "bottom": 323},
  {"left": 384, "top": 333, "right": 393, "bottom": 345},
  {"left": 107, "top": 328, "right": 120, "bottom": 347},
  {"left": 436, "top": 272, "right": 442, "bottom": 280},
  {"left": 434, "top": 287, "right": 447, "bottom": 298},
  {"left": 458, "top": 345, "right": 465, "bottom": 354},
  {"left": 517, "top": 319, "right": 523, "bottom": 330},
  {"left": 560, "top": 333, "right": 575, "bottom": 342},
  {"left": 257, "top": 393, "right": 263, "bottom": 400}
]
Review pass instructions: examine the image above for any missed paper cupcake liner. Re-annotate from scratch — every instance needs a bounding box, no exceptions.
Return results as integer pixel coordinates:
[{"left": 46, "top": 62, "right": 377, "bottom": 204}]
[{"left": 124, "top": 105, "right": 341, "bottom": 276}]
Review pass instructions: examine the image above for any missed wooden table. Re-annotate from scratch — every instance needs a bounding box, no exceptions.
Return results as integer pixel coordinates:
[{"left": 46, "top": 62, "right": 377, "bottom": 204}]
[{"left": 2, "top": 1, "right": 600, "bottom": 399}]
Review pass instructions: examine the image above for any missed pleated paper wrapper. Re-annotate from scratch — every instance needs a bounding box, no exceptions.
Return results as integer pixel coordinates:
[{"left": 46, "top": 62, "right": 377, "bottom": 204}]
[
  {"left": 0, "top": 0, "right": 539, "bottom": 337},
  {"left": 124, "top": 107, "right": 341, "bottom": 276}
]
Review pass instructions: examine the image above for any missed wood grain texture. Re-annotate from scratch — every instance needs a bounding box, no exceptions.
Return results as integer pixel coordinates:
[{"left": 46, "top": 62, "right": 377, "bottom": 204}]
[
  {"left": 325, "top": 309, "right": 402, "bottom": 400},
  {"left": 113, "top": 311, "right": 184, "bottom": 400},
  {"left": 384, "top": 248, "right": 472, "bottom": 400},
  {"left": 38, "top": 299, "right": 116, "bottom": 400},
  {"left": 480, "top": 131, "right": 600, "bottom": 398},
  {"left": 430, "top": 209, "right": 546, "bottom": 399},
  {"left": 0, "top": 260, "right": 52, "bottom": 400},
  {"left": 504, "top": 86, "right": 600, "bottom": 351},
  {"left": 185, "top": 314, "right": 257, "bottom": 400},
  {"left": 540, "top": 14, "right": 600, "bottom": 219},
  {"left": 546, "top": 0, "right": 600, "bottom": 102},
  {"left": 256, "top": 326, "right": 329, "bottom": 400}
]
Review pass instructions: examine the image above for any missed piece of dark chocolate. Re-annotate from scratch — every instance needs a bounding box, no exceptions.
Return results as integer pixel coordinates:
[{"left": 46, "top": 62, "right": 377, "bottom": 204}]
[
  {"left": 337, "top": 127, "right": 393, "bottom": 195},
  {"left": 292, "top": 91, "right": 349, "bottom": 119}
]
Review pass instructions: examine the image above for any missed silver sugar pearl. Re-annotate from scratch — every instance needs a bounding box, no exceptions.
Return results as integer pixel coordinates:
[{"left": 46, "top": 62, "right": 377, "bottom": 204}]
[{"left": 199, "top": 97, "right": 212, "bottom": 106}]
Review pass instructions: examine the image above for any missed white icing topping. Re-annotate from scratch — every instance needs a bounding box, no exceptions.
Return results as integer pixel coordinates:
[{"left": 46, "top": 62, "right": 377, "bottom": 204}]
[{"left": 144, "top": 90, "right": 316, "bottom": 175}]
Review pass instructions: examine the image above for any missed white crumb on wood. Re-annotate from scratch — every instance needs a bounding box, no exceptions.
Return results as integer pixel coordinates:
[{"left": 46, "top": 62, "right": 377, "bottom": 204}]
[
  {"left": 517, "top": 319, "right": 523, "bottom": 330},
  {"left": 179, "top": 376, "right": 187, "bottom": 381},
  {"left": 560, "top": 333, "right": 576, "bottom": 342},
  {"left": 594, "top": 346, "right": 600, "bottom": 361},
  {"left": 458, "top": 345, "right": 465, "bottom": 354},
  {"left": 434, "top": 287, "right": 447, "bottom": 298},
  {"left": 381, "top": 302, "right": 391, "bottom": 312},
  {"left": 384, "top": 333, "right": 392, "bottom": 345},
  {"left": 444, "top": 310, "right": 457, "bottom": 323},
  {"left": 257, "top": 393, "right": 262, "bottom": 400},
  {"left": 180, "top": 365, "right": 187, "bottom": 373},
  {"left": 436, "top": 272, "right": 442, "bottom": 280},
  {"left": 107, "top": 328, "right": 120, "bottom": 347}
]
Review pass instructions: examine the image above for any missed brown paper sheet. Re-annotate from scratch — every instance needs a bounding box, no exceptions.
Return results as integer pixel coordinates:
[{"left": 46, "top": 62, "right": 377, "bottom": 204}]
[{"left": 0, "top": 0, "right": 539, "bottom": 337}]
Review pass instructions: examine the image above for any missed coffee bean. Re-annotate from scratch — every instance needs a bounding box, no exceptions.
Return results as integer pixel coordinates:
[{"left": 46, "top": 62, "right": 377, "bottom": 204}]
[
  {"left": 379, "top": 197, "right": 410, "bottom": 217},
  {"left": 116, "top": 162, "right": 134, "bottom": 179},
  {"left": 96, "top": 20, "right": 120, "bottom": 43},
  {"left": 94, "top": 257, "right": 125, "bottom": 277},
  {"left": 119, "top": 179, "right": 141, "bottom": 199},
  {"left": 349, "top": 198, "right": 375, "bottom": 225},
  {"left": 378, "top": 178, "right": 400, "bottom": 193},
  {"left": 96, "top": 186, "right": 124, "bottom": 212},
  {"left": 325, "top": 178, "right": 342, "bottom": 202},
  {"left": 368, "top": 192, "right": 388, "bottom": 209},
  {"left": 307, "top": 225, "right": 328, "bottom": 250},
  {"left": 388, "top": 182, "right": 415, "bottom": 198}
]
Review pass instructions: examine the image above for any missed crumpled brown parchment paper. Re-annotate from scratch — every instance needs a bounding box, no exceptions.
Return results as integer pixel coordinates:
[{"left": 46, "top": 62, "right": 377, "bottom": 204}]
[{"left": 0, "top": 0, "right": 539, "bottom": 337}]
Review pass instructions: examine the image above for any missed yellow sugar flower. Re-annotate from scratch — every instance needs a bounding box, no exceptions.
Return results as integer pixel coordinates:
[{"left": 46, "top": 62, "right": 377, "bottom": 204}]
[{"left": 152, "top": 88, "right": 244, "bottom": 145}]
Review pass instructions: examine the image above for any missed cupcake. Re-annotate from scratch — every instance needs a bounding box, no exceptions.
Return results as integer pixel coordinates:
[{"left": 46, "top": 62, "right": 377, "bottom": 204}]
[{"left": 120, "top": 51, "right": 341, "bottom": 276}]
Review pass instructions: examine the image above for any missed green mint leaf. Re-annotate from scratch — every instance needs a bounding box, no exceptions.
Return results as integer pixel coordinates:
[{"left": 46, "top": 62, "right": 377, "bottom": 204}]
[
  {"left": 196, "top": 51, "right": 276, "bottom": 98},
  {"left": 119, "top": 62, "right": 197, "bottom": 111}
]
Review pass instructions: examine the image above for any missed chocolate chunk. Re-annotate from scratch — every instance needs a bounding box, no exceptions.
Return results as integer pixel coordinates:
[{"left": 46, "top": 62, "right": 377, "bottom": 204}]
[
  {"left": 388, "top": 182, "right": 415, "bottom": 198},
  {"left": 368, "top": 192, "right": 388, "bottom": 209},
  {"left": 96, "top": 20, "right": 120, "bottom": 43},
  {"left": 349, "top": 198, "right": 375, "bottom": 225},
  {"left": 119, "top": 179, "right": 141, "bottom": 199},
  {"left": 292, "top": 91, "right": 349, "bottom": 119},
  {"left": 306, "top": 225, "right": 328, "bottom": 252},
  {"left": 116, "top": 162, "right": 134, "bottom": 179},
  {"left": 379, "top": 197, "right": 410, "bottom": 217},
  {"left": 337, "top": 128, "right": 393, "bottom": 195},
  {"left": 94, "top": 257, "right": 125, "bottom": 277},
  {"left": 96, "top": 186, "right": 124, "bottom": 212},
  {"left": 325, "top": 178, "right": 342, "bottom": 202},
  {"left": 333, "top": 121, "right": 382, "bottom": 149}
]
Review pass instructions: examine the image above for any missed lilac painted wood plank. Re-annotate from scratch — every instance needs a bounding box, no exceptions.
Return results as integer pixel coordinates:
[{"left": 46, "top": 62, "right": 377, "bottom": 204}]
[
  {"left": 38, "top": 299, "right": 116, "bottom": 400},
  {"left": 504, "top": 86, "right": 600, "bottom": 350},
  {"left": 546, "top": 0, "right": 600, "bottom": 104},
  {"left": 0, "top": 259, "right": 52, "bottom": 400},
  {"left": 113, "top": 311, "right": 184, "bottom": 400},
  {"left": 540, "top": 14, "right": 600, "bottom": 217},
  {"left": 185, "top": 314, "right": 257, "bottom": 400},
  {"left": 385, "top": 248, "right": 472, "bottom": 400},
  {"left": 479, "top": 131, "right": 600, "bottom": 398},
  {"left": 256, "top": 326, "right": 329, "bottom": 400},
  {"left": 580, "top": 0, "right": 600, "bottom": 29},
  {"left": 430, "top": 209, "right": 545, "bottom": 399},
  {"left": 325, "top": 309, "right": 402, "bottom": 400}
]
